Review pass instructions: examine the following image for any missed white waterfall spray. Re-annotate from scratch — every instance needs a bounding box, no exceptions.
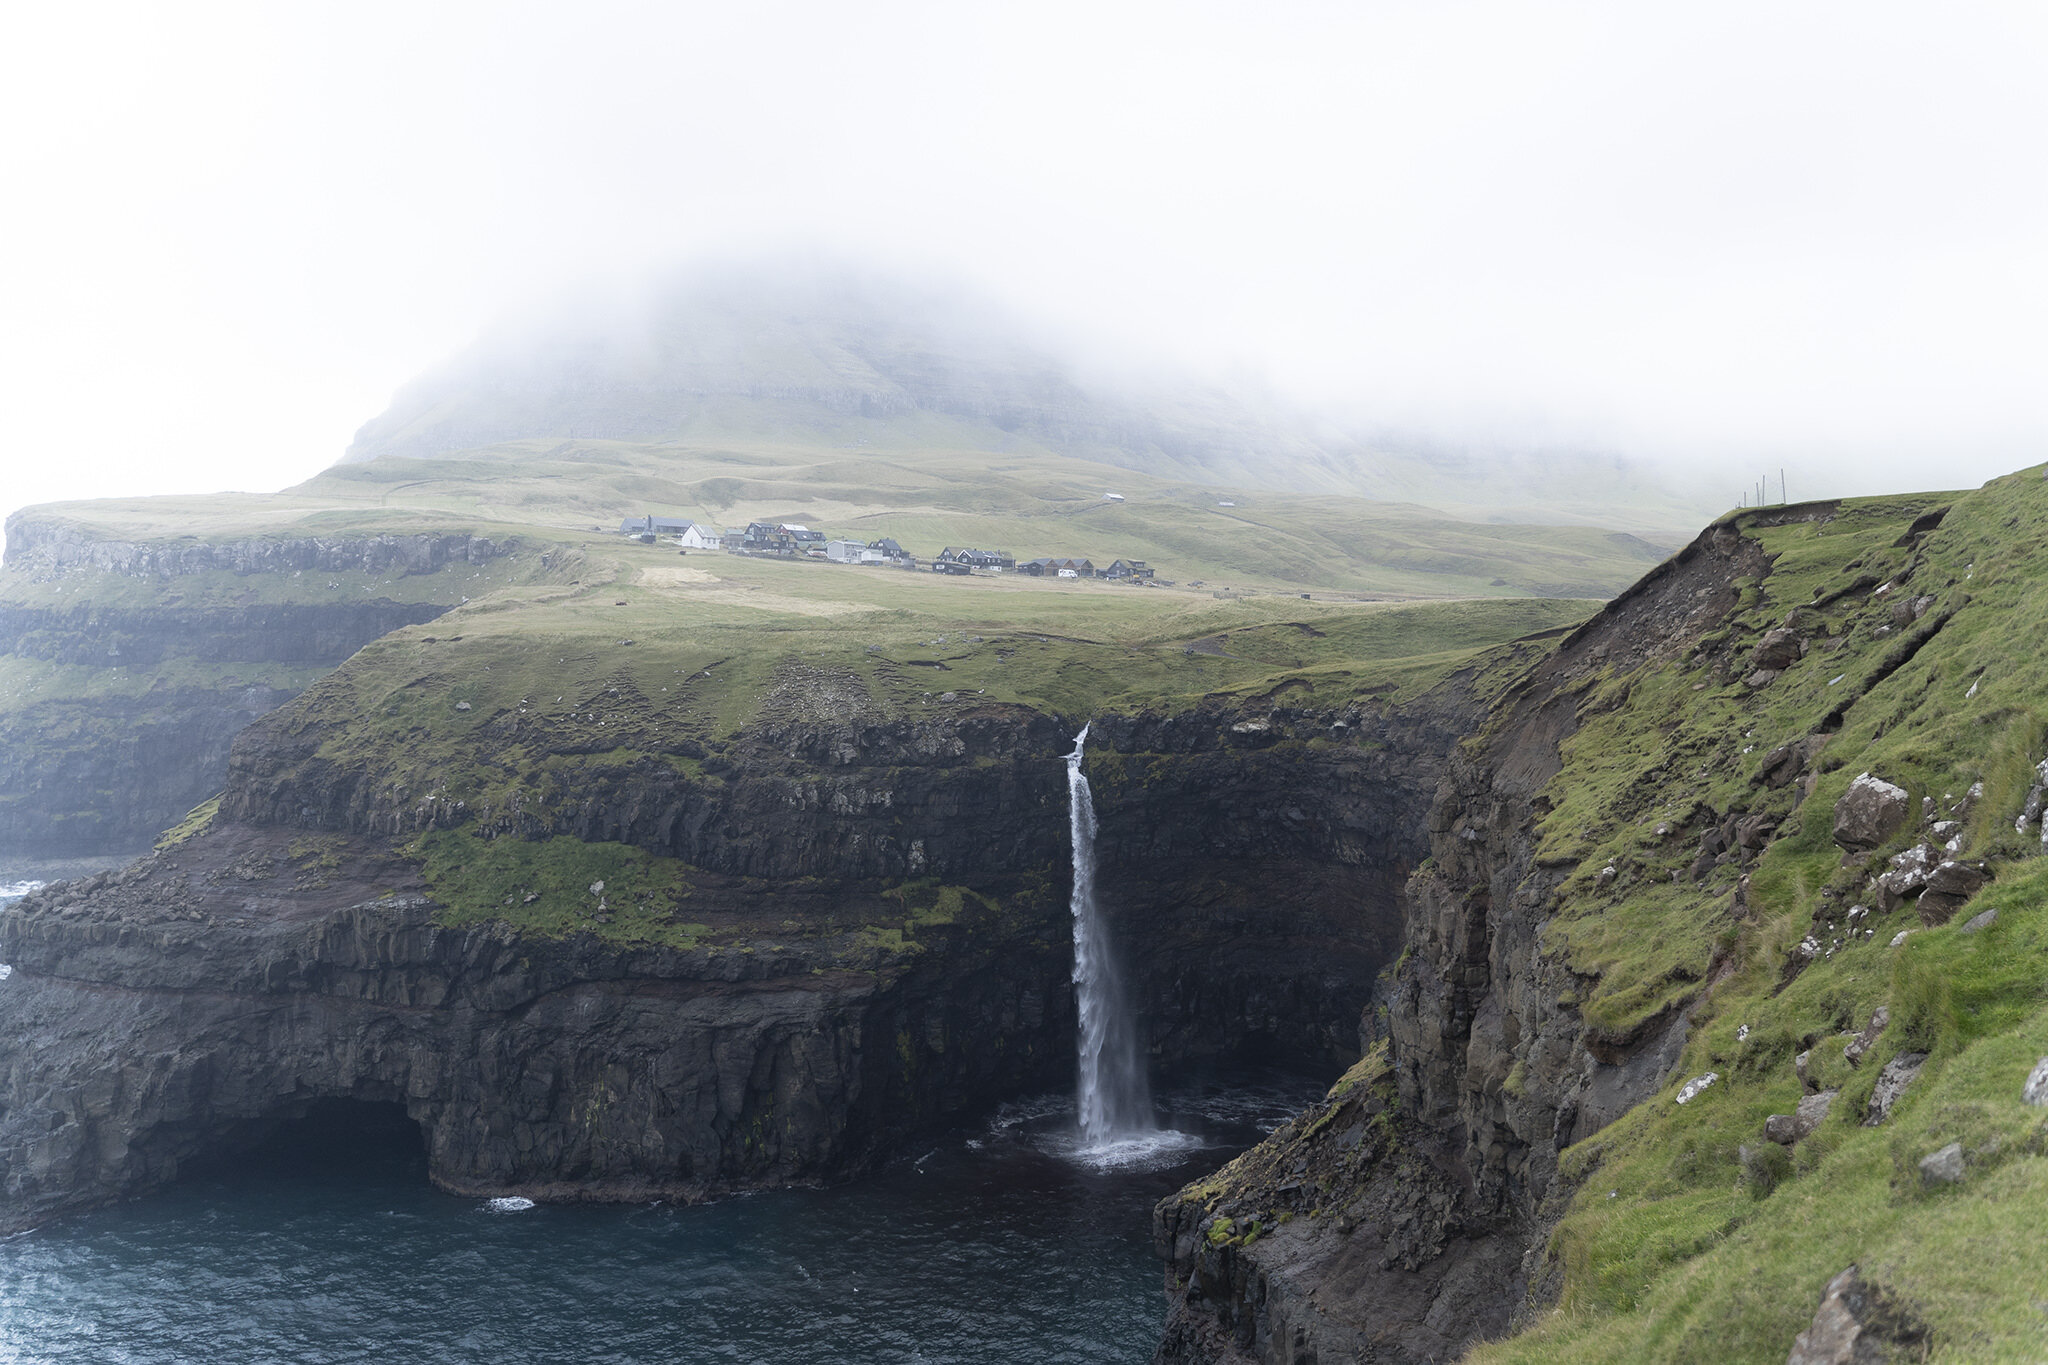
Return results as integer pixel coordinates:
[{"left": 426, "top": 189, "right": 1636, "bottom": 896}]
[{"left": 1065, "top": 724, "right": 1154, "bottom": 1145}]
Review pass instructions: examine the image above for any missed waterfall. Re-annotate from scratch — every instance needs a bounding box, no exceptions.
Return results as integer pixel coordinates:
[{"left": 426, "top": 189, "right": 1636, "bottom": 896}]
[{"left": 1065, "top": 724, "right": 1154, "bottom": 1145}]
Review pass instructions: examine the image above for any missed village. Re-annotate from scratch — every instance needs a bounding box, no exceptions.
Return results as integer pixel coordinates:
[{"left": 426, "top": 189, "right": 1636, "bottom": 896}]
[{"left": 612, "top": 506, "right": 1164, "bottom": 584}]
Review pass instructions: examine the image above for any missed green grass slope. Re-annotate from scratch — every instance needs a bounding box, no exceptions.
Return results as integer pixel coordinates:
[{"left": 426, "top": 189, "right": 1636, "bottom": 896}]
[
  {"left": 1461, "top": 469, "right": 2048, "bottom": 1362},
  {"left": 197, "top": 553, "right": 1588, "bottom": 952}
]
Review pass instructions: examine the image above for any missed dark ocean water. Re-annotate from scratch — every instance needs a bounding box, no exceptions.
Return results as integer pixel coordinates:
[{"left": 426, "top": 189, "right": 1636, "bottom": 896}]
[{"left": 0, "top": 975, "right": 1316, "bottom": 1365}]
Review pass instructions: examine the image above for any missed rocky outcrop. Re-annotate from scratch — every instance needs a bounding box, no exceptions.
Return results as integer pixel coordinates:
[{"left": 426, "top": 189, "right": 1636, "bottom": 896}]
[
  {"left": 1152, "top": 1053, "right": 1526, "bottom": 1363},
  {"left": 1833, "top": 773, "right": 1912, "bottom": 853},
  {"left": 1787, "top": 1267, "right": 1930, "bottom": 1365},
  {"left": 0, "top": 822, "right": 1075, "bottom": 1233},
  {"left": 220, "top": 667, "right": 1479, "bottom": 1069},
  {"left": 1155, "top": 513, "right": 1788, "bottom": 1362},
  {"left": 0, "top": 668, "right": 1480, "bottom": 1231}
]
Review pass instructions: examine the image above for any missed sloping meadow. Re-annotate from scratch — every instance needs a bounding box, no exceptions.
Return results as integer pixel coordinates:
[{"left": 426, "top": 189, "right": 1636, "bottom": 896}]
[{"left": 1473, "top": 469, "right": 2048, "bottom": 1361}]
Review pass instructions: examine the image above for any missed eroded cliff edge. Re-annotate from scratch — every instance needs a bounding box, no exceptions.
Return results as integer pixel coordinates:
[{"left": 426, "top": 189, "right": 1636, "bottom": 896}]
[
  {"left": 0, "top": 649, "right": 1486, "bottom": 1231},
  {"left": 1152, "top": 509, "right": 1820, "bottom": 1362},
  {"left": 1152, "top": 474, "right": 2048, "bottom": 1363}
]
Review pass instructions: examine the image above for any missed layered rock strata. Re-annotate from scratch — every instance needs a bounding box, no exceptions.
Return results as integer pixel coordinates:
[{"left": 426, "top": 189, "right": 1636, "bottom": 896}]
[
  {"left": 1153, "top": 517, "right": 1780, "bottom": 1362},
  {"left": 0, "top": 684, "right": 1470, "bottom": 1230},
  {"left": 0, "top": 822, "right": 1073, "bottom": 1232}
]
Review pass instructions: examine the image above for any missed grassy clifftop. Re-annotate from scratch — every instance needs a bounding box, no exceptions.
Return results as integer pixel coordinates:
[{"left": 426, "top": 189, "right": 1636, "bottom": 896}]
[
  {"left": 220, "top": 558, "right": 1586, "bottom": 946},
  {"left": 1458, "top": 469, "right": 2048, "bottom": 1360}
]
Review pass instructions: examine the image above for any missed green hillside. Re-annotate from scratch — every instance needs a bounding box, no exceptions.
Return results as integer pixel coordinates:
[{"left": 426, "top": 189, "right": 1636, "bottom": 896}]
[{"left": 1462, "top": 471, "right": 2048, "bottom": 1361}]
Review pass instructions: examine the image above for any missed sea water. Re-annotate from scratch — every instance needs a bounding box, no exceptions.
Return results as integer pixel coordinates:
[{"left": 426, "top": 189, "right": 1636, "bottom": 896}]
[
  {"left": 0, "top": 1067, "right": 1319, "bottom": 1364},
  {"left": 0, "top": 853, "right": 1316, "bottom": 1362}
]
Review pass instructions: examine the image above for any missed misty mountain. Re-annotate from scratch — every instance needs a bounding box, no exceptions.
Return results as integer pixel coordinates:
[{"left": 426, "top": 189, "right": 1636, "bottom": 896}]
[{"left": 344, "top": 261, "right": 1714, "bottom": 535}]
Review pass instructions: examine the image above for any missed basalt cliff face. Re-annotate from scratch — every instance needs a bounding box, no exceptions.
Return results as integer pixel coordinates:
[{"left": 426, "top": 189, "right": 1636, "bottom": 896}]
[
  {"left": 1152, "top": 519, "right": 1784, "bottom": 1363},
  {"left": 0, "top": 823, "right": 1075, "bottom": 1231},
  {"left": 0, "top": 669, "right": 1473, "bottom": 1231},
  {"left": 0, "top": 519, "right": 521, "bottom": 858},
  {"left": 1147, "top": 475, "right": 2048, "bottom": 1363}
]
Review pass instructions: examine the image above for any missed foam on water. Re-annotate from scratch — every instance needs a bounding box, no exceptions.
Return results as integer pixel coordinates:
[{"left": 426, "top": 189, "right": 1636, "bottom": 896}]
[{"left": 1042, "top": 1128, "right": 1211, "bottom": 1173}]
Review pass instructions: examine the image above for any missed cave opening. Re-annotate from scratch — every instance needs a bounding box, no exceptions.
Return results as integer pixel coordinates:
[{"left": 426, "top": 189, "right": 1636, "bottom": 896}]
[{"left": 184, "top": 1098, "right": 429, "bottom": 1188}]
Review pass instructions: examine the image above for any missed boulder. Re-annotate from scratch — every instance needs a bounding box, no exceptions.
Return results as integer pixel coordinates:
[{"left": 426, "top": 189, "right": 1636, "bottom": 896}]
[
  {"left": 1752, "top": 627, "right": 1806, "bottom": 671},
  {"left": 1843, "top": 1008, "right": 1889, "bottom": 1068},
  {"left": 1735, "top": 812, "right": 1779, "bottom": 852},
  {"left": 1674, "top": 1072, "right": 1719, "bottom": 1105},
  {"left": 2023, "top": 1058, "right": 2048, "bottom": 1107},
  {"left": 1833, "top": 774, "right": 1911, "bottom": 852},
  {"left": 1787, "top": 1265, "right": 1931, "bottom": 1365},
  {"left": 1862, "top": 1052, "right": 1928, "bottom": 1126},
  {"left": 1764, "top": 1113, "right": 1805, "bottom": 1144},
  {"left": 1950, "top": 779, "right": 1985, "bottom": 822},
  {"left": 1870, "top": 845, "right": 1935, "bottom": 912},
  {"left": 1957, "top": 908, "right": 1998, "bottom": 934},
  {"left": 1917, "top": 861, "right": 1989, "bottom": 926},
  {"left": 1918, "top": 1142, "right": 1965, "bottom": 1187},
  {"left": 1766, "top": 1089, "right": 1837, "bottom": 1144},
  {"left": 1755, "top": 734, "right": 1827, "bottom": 790},
  {"left": 1887, "top": 597, "right": 1936, "bottom": 628}
]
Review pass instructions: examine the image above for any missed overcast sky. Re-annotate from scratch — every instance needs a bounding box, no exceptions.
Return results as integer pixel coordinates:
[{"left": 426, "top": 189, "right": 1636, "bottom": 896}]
[{"left": 3, "top": 1, "right": 2043, "bottom": 525}]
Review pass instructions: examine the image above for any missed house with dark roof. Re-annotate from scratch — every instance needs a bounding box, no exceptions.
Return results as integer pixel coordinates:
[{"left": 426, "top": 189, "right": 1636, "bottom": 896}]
[
  {"left": 739, "top": 522, "right": 800, "bottom": 554},
  {"left": 1103, "top": 559, "right": 1154, "bottom": 581},
  {"left": 618, "top": 515, "right": 696, "bottom": 538},
  {"left": 935, "top": 546, "right": 1013, "bottom": 574},
  {"left": 1020, "top": 556, "right": 1095, "bottom": 578}
]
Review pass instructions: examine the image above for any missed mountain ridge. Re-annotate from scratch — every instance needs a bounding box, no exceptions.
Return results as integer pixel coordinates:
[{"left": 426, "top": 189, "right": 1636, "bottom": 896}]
[{"left": 342, "top": 261, "right": 1717, "bottom": 538}]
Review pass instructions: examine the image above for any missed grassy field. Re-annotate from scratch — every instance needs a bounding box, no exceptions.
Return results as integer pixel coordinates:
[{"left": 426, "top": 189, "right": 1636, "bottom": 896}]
[
  {"left": 11, "top": 436, "right": 1672, "bottom": 601},
  {"left": 261, "top": 560, "right": 1595, "bottom": 822}
]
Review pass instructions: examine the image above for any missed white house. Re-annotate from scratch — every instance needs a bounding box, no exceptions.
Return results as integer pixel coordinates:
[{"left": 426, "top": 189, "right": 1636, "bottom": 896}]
[
  {"left": 676, "top": 523, "right": 723, "bottom": 550},
  {"left": 1101, "top": 491, "right": 1125, "bottom": 502},
  {"left": 826, "top": 539, "right": 886, "bottom": 564}
]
